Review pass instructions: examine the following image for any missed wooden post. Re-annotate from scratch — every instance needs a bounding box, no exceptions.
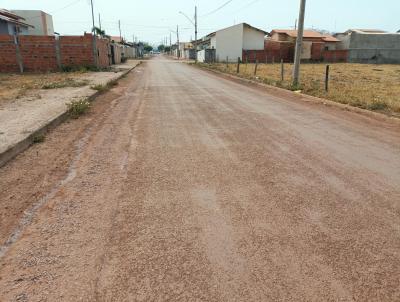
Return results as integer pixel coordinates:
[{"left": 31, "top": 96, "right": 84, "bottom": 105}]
[
  {"left": 325, "top": 65, "right": 330, "bottom": 92},
  {"left": 254, "top": 60, "right": 258, "bottom": 76},
  {"left": 237, "top": 57, "right": 240, "bottom": 73},
  {"left": 280, "top": 59, "right": 284, "bottom": 82},
  {"left": 272, "top": 56, "right": 275, "bottom": 64},
  {"left": 265, "top": 55, "right": 268, "bottom": 64},
  {"left": 226, "top": 56, "right": 229, "bottom": 69}
]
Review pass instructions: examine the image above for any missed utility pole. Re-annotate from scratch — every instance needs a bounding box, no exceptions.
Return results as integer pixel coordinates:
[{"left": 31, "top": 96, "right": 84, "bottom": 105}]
[
  {"left": 176, "top": 25, "right": 180, "bottom": 59},
  {"left": 90, "top": 0, "right": 98, "bottom": 67},
  {"left": 292, "top": 0, "right": 306, "bottom": 86},
  {"left": 118, "top": 20, "right": 122, "bottom": 42},
  {"left": 99, "top": 13, "right": 102, "bottom": 31},
  {"left": 195, "top": 6, "right": 198, "bottom": 61}
]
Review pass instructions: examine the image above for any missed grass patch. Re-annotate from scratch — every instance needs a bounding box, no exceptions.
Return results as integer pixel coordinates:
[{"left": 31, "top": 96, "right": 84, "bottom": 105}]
[
  {"left": 90, "top": 80, "right": 118, "bottom": 92},
  {"left": 32, "top": 133, "right": 45, "bottom": 144},
  {"left": 42, "top": 78, "right": 88, "bottom": 89},
  {"left": 200, "top": 62, "right": 400, "bottom": 115},
  {"left": 67, "top": 98, "right": 91, "bottom": 119},
  {"left": 91, "top": 84, "right": 107, "bottom": 92}
]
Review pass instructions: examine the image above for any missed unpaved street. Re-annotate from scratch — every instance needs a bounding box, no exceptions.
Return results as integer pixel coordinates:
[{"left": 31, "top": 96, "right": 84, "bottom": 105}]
[{"left": 1, "top": 57, "right": 400, "bottom": 301}]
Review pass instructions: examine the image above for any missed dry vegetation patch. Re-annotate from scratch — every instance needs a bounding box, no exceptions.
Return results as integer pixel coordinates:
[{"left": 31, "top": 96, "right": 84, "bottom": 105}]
[
  {"left": 0, "top": 72, "right": 89, "bottom": 105},
  {"left": 201, "top": 63, "right": 400, "bottom": 115}
]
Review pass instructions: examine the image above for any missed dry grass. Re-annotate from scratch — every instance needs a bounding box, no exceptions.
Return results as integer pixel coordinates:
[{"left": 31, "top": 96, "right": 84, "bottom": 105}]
[
  {"left": 201, "top": 62, "right": 400, "bottom": 115},
  {"left": 0, "top": 73, "right": 88, "bottom": 105}
]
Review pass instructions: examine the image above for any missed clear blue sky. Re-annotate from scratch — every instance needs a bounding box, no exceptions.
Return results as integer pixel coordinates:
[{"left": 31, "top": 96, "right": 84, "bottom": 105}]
[{"left": 3, "top": 0, "right": 399, "bottom": 44}]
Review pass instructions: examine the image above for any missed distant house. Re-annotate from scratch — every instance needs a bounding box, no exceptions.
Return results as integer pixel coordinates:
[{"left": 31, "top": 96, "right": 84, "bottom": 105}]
[
  {"left": 267, "top": 29, "right": 340, "bottom": 61},
  {"left": 335, "top": 29, "right": 400, "bottom": 63},
  {"left": 11, "top": 10, "right": 54, "bottom": 35},
  {"left": 198, "top": 23, "right": 267, "bottom": 63},
  {"left": 0, "top": 9, "right": 33, "bottom": 35}
]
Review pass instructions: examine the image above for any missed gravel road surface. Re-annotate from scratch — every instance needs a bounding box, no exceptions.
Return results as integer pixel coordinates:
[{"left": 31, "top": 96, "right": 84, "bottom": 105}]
[{"left": 0, "top": 57, "right": 399, "bottom": 301}]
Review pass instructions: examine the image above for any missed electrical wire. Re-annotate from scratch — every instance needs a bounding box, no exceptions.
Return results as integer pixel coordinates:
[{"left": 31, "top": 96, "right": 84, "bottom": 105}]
[
  {"left": 23, "top": 0, "right": 83, "bottom": 20},
  {"left": 201, "top": 0, "right": 236, "bottom": 17}
]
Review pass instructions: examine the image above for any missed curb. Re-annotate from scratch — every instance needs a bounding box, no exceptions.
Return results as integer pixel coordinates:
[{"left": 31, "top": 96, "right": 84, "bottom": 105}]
[
  {"left": 193, "top": 64, "right": 400, "bottom": 125},
  {"left": 0, "top": 62, "right": 142, "bottom": 168}
]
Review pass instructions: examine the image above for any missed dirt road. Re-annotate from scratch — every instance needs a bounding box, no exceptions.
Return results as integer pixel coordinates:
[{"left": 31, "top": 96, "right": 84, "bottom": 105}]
[{"left": 1, "top": 57, "right": 399, "bottom": 301}]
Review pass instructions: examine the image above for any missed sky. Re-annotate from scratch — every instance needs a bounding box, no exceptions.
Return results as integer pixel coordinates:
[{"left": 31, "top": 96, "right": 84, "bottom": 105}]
[{"left": 3, "top": 0, "right": 399, "bottom": 45}]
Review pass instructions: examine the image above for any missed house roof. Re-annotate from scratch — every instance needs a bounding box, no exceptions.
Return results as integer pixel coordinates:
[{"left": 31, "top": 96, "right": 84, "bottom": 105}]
[
  {"left": 352, "top": 29, "right": 387, "bottom": 33},
  {"left": 110, "top": 36, "right": 124, "bottom": 43},
  {"left": 0, "top": 9, "right": 34, "bottom": 28},
  {"left": 243, "top": 23, "right": 268, "bottom": 35},
  {"left": 271, "top": 29, "right": 339, "bottom": 42},
  {"left": 216, "top": 23, "right": 268, "bottom": 35}
]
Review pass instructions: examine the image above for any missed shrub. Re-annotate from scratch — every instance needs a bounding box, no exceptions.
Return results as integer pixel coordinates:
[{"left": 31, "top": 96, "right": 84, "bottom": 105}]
[
  {"left": 67, "top": 98, "right": 91, "bottom": 118},
  {"left": 42, "top": 78, "right": 88, "bottom": 89},
  {"left": 32, "top": 134, "right": 45, "bottom": 144}
]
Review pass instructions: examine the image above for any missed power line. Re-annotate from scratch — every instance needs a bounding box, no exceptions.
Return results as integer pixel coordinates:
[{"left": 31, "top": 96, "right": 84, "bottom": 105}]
[
  {"left": 233, "top": 0, "right": 262, "bottom": 13},
  {"left": 201, "top": 0, "right": 236, "bottom": 17},
  {"left": 24, "top": 0, "right": 83, "bottom": 20}
]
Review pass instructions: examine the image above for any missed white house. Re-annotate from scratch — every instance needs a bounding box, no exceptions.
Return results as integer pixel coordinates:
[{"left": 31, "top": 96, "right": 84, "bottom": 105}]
[
  {"left": 0, "top": 9, "right": 33, "bottom": 35},
  {"left": 11, "top": 10, "right": 54, "bottom": 36},
  {"left": 201, "top": 23, "right": 267, "bottom": 63}
]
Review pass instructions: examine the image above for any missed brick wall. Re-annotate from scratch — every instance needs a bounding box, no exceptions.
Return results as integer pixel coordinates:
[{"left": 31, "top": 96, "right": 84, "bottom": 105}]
[
  {"left": 323, "top": 50, "right": 348, "bottom": 62},
  {"left": 243, "top": 44, "right": 294, "bottom": 63},
  {"left": 0, "top": 35, "right": 18, "bottom": 72},
  {"left": 19, "top": 35, "right": 58, "bottom": 72},
  {"left": 0, "top": 34, "right": 112, "bottom": 73},
  {"left": 59, "top": 34, "right": 95, "bottom": 68}
]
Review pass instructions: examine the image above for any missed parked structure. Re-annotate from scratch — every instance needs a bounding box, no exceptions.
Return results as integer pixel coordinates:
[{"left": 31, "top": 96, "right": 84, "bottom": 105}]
[
  {"left": 0, "top": 9, "right": 33, "bottom": 35},
  {"left": 198, "top": 23, "right": 267, "bottom": 63},
  {"left": 11, "top": 10, "right": 54, "bottom": 36},
  {"left": 334, "top": 29, "right": 400, "bottom": 63}
]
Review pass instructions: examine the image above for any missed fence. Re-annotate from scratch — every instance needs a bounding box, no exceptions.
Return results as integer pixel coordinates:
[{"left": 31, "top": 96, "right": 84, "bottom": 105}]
[{"left": 0, "top": 34, "right": 120, "bottom": 73}]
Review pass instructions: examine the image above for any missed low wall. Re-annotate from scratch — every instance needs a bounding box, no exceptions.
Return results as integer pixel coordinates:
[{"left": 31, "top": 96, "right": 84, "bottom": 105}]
[
  {"left": 0, "top": 34, "right": 111, "bottom": 72},
  {"left": 323, "top": 50, "right": 349, "bottom": 63}
]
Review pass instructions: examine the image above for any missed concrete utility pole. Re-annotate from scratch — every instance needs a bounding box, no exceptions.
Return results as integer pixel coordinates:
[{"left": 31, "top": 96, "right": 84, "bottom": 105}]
[
  {"left": 118, "top": 20, "right": 122, "bottom": 42},
  {"left": 98, "top": 13, "right": 102, "bottom": 31},
  {"left": 176, "top": 25, "right": 180, "bottom": 59},
  {"left": 292, "top": 0, "right": 306, "bottom": 86},
  {"left": 90, "top": 0, "right": 98, "bottom": 67},
  {"left": 195, "top": 5, "right": 198, "bottom": 60}
]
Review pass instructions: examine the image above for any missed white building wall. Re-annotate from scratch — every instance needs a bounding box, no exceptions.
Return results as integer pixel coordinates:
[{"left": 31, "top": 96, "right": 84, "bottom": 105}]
[
  {"left": 215, "top": 23, "right": 244, "bottom": 62},
  {"left": 11, "top": 10, "right": 54, "bottom": 36},
  {"left": 197, "top": 49, "right": 206, "bottom": 62},
  {"left": 210, "top": 35, "right": 216, "bottom": 49},
  {"left": 242, "top": 26, "right": 265, "bottom": 50}
]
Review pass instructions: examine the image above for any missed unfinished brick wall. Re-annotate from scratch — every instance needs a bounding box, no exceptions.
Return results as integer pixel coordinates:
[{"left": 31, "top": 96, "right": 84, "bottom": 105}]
[
  {"left": 0, "top": 34, "right": 112, "bottom": 72},
  {"left": 59, "top": 34, "right": 95, "bottom": 68},
  {"left": 19, "top": 35, "right": 58, "bottom": 72},
  {"left": 96, "top": 38, "right": 111, "bottom": 67},
  {"left": 0, "top": 35, "right": 18, "bottom": 72},
  {"left": 323, "top": 50, "right": 348, "bottom": 63}
]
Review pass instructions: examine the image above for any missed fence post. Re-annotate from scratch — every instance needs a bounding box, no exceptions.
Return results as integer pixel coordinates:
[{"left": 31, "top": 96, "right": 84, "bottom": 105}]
[
  {"left": 226, "top": 56, "right": 229, "bottom": 69},
  {"left": 325, "top": 65, "right": 330, "bottom": 92},
  {"left": 272, "top": 56, "right": 275, "bottom": 65},
  {"left": 14, "top": 35, "right": 24, "bottom": 73},
  {"left": 55, "top": 36, "right": 62, "bottom": 70},
  {"left": 237, "top": 57, "right": 240, "bottom": 73},
  {"left": 280, "top": 59, "right": 284, "bottom": 82},
  {"left": 254, "top": 60, "right": 258, "bottom": 76}
]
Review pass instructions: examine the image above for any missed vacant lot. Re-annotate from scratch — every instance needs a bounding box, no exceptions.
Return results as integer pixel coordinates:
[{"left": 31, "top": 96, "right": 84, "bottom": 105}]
[
  {"left": 201, "top": 63, "right": 400, "bottom": 115},
  {"left": 0, "top": 72, "right": 90, "bottom": 106}
]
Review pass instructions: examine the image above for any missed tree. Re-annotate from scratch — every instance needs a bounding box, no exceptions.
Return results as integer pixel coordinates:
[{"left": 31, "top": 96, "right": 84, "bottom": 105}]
[
  {"left": 158, "top": 44, "right": 165, "bottom": 52},
  {"left": 92, "top": 26, "right": 105, "bottom": 37},
  {"left": 144, "top": 44, "right": 153, "bottom": 53},
  {"left": 164, "top": 46, "right": 171, "bottom": 52}
]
